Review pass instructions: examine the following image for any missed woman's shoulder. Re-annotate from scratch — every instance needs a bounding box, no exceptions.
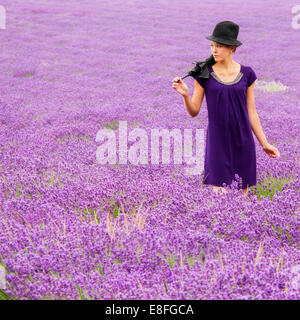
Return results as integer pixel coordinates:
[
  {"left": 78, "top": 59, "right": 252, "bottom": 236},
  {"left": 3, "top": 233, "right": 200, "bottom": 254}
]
[
  {"left": 242, "top": 64, "right": 256, "bottom": 74},
  {"left": 242, "top": 65, "right": 257, "bottom": 87}
]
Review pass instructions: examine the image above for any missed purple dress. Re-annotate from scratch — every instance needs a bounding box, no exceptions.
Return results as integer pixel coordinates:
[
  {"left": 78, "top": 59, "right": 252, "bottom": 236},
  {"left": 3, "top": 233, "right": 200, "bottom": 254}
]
[{"left": 195, "top": 64, "right": 257, "bottom": 190}]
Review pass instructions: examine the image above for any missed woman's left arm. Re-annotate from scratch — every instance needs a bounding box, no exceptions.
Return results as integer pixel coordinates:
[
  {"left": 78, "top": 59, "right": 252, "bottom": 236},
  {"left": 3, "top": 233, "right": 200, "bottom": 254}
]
[{"left": 246, "top": 83, "right": 280, "bottom": 158}]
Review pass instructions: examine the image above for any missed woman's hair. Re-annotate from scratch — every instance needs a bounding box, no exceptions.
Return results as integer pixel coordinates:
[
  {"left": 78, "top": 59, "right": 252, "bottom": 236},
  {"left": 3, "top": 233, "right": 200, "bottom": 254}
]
[
  {"left": 223, "top": 43, "right": 237, "bottom": 53},
  {"left": 213, "top": 41, "right": 237, "bottom": 53},
  {"left": 197, "top": 43, "right": 238, "bottom": 71}
]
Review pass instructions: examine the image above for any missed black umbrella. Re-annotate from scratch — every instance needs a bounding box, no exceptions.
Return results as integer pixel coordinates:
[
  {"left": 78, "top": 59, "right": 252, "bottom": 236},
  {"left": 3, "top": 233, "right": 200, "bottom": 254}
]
[{"left": 172, "top": 54, "right": 215, "bottom": 83}]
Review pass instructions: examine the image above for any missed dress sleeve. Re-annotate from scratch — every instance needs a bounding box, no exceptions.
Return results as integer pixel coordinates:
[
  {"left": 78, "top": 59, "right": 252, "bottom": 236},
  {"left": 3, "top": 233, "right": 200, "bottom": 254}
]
[
  {"left": 194, "top": 76, "right": 206, "bottom": 89},
  {"left": 247, "top": 66, "right": 257, "bottom": 87}
]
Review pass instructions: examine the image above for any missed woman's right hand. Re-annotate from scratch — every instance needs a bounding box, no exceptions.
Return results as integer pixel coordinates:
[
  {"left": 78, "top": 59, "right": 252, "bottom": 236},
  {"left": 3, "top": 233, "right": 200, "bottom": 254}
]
[{"left": 172, "top": 77, "right": 189, "bottom": 97}]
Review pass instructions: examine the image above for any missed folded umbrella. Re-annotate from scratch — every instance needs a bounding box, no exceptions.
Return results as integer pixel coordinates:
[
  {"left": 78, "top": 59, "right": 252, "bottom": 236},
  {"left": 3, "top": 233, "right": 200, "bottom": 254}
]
[{"left": 173, "top": 54, "right": 215, "bottom": 82}]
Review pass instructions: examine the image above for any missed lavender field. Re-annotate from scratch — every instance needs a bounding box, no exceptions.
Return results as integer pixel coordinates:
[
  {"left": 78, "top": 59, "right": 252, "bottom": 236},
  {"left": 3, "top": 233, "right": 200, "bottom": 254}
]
[{"left": 0, "top": 0, "right": 299, "bottom": 300}]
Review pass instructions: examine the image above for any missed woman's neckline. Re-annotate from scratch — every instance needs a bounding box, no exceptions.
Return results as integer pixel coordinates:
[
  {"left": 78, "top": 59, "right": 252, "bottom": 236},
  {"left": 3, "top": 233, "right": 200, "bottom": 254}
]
[{"left": 209, "top": 63, "right": 243, "bottom": 85}]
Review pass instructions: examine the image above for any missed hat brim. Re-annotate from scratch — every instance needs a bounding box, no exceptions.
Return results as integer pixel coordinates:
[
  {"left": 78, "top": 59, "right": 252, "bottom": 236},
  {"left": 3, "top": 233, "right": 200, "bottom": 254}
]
[{"left": 206, "top": 35, "right": 242, "bottom": 46}]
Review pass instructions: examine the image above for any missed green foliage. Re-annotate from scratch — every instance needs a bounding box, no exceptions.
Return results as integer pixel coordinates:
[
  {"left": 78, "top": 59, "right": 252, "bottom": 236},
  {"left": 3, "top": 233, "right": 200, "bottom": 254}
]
[
  {"left": 252, "top": 176, "right": 293, "bottom": 201},
  {"left": 103, "top": 121, "right": 119, "bottom": 130},
  {"left": 271, "top": 225, "right": 294, "bottom": 245},
  {"left": 166, "top": 253, "right": 177, "bottom": 269},
  {"left": 105, "top": 197, "right": 120, "bottom": 219},
  {"left": 113, "top": 206, "right": 119, "bottom": 218},
  {"left": 186, "top": 255, "right": 195, "bottom": 267},
  {"left": 285, "top": 231, "right": 293, "bottom": 245},
  {"left": 0, "top": 289, "right": 13, "bottom": 300},
  {"left": 96, "top": 261, "right": 104, "bottom": 281},
  {"left": 256, "top": 79, "right": 288, "bottom": 92},
  {"left": 76, "top": 284, "right": 85, "bottom": 300},
  {"left": 10, "top": 182, "right": 44, "bottom": 200},
  {"left": 76, "top": 285, "right": 94, "bottom": 300},
  {"left": 156, "top": 251, "right": 178, "bottom": 269},
  {"left": 24, "top": 73, "right": 34, "bottom": 78},
  {"left": 15, "top": 184, "right": 22, "bottom": 198},
  {"left": 83, "top": 207, "right": 99, "bottom": 222}
]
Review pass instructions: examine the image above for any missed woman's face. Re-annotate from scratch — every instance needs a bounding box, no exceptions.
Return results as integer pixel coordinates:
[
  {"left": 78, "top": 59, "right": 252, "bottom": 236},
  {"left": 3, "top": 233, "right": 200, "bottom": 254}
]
[{"left": 210, "top": 41, "right": 234, "bottom": 61}]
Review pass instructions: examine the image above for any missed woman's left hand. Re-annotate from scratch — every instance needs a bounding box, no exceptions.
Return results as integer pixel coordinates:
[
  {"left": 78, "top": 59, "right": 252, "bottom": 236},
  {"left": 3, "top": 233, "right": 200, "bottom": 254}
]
[{"left": 262, "top": 142, "right": 280, "bottom": 158}]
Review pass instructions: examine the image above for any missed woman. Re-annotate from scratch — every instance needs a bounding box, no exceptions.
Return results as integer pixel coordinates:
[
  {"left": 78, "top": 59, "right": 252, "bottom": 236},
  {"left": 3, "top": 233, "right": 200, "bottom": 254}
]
[{"left": 172, "top": 21, "right": 280, "bottom": 196}]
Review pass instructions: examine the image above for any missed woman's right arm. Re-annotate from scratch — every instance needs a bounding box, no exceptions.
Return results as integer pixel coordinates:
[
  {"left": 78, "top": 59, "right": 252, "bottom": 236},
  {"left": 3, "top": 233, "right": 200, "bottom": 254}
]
[
  {"left": 183, "top": 80, "right": 205, "bottom": 117},
  {"left": 172, "top": 77, "right": 205, "bottom": 117}
]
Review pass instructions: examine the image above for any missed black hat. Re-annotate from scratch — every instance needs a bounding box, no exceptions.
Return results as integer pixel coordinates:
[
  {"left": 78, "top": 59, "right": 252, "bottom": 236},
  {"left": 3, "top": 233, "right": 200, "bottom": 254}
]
[{"left": 206, "top": 21, "right": 242, "bottom": 47}]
